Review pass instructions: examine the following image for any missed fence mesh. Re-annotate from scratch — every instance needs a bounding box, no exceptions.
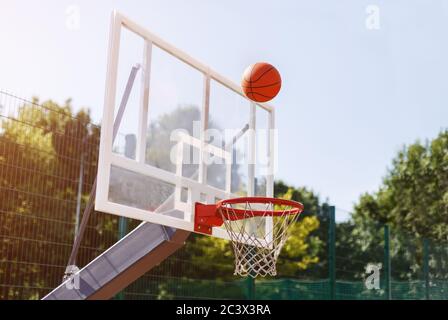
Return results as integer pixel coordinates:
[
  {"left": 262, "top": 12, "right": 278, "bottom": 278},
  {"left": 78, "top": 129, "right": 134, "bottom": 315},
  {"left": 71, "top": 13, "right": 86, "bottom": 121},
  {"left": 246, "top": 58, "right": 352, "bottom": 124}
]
[{"left": 0, "top": 90, "right": 447, "bottom": 300}]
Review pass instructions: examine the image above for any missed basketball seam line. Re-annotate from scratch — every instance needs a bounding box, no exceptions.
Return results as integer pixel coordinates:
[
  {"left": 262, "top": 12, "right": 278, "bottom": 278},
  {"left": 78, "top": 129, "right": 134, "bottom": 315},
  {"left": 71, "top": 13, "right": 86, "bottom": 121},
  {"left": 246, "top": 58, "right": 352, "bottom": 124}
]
[
  {"left": 242, "top": 81, "right": 281, "bottom": 89},
  {"left": 250, "top": 67, "right": 275, "bottom": 84},
  {"left": 245, "top": 91, "right": 275, "bottom": 99}
]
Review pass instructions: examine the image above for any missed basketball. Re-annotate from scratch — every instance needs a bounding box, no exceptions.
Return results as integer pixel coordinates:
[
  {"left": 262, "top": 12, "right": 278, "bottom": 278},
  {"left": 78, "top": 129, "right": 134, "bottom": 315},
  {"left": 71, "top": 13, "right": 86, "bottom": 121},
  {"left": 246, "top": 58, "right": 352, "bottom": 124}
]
[{"left": 241, "top": 62, "right": 282, "bottom": 103}]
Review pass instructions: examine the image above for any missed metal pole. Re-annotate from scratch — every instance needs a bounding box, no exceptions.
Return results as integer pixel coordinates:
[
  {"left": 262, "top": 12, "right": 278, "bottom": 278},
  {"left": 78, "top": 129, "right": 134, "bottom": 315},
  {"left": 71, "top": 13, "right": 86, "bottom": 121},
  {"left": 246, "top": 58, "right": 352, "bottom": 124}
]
[
  {"left": 384, "top": 225, "right": 392, "bottom": 300},
  {"left": 423, "top": 238, "right": 430, "bottom": 300},
  {"left": 74, "top": 148, "right": 85, "bottom": 244},
  {"left": 328, "top": 206, "right": 336, "bottom": 300}
]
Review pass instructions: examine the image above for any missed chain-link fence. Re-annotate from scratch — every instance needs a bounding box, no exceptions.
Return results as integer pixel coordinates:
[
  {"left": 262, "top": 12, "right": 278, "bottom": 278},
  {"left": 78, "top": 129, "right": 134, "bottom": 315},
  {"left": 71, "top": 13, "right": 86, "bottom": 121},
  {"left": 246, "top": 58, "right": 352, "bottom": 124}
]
[{"left": 0, "top": 91, "right": 447, "bottom": 300}]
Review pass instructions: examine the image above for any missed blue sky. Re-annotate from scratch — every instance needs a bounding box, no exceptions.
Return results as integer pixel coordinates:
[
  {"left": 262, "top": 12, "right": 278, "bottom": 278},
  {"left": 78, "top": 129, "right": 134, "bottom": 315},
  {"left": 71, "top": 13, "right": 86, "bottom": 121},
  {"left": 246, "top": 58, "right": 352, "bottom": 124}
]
[{"left": 1, "top": 0, "right": 448, "bottom": 221}]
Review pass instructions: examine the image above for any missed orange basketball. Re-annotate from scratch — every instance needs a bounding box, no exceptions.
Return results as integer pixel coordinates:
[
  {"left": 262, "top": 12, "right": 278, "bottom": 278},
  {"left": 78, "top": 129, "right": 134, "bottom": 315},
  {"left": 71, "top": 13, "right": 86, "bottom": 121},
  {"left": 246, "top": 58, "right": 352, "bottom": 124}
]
[{"left": 241, "top": 62, "right": 282, "bottom": 103}]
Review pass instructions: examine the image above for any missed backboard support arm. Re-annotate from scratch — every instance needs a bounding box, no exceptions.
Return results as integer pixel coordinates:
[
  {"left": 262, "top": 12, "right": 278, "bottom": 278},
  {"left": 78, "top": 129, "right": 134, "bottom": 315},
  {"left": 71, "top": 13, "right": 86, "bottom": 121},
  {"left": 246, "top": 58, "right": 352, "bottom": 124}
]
[{"left": 65, "top": 64, "right": 142, "bottom": 276}]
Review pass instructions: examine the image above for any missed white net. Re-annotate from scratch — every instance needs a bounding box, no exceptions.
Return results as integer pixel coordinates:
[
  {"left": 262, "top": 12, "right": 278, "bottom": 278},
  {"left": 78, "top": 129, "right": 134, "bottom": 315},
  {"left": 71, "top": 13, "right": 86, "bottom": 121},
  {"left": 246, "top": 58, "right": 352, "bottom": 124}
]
[{"left": 218, "top": 199, "right": 302, "bottom": 278}]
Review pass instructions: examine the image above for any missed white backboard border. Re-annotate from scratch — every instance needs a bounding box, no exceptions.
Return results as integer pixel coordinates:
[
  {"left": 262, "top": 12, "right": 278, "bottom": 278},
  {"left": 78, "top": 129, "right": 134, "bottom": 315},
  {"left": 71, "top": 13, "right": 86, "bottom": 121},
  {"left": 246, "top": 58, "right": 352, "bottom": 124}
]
[{"left": 95, "top": 11, "right": 276, "bottom": 240}]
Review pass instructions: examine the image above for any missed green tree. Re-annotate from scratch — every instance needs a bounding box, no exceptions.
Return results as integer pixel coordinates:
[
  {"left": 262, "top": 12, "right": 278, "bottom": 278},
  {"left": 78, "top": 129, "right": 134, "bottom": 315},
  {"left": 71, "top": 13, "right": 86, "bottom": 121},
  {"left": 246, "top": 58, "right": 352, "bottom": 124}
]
[
  {"left": 275, "top": 188, "right": 321, "bottom": 276},
  {"left": 347, "top": 130, "right": 448, "bottom": 280},
  {"left": 0, "top": 98, "right": 115, "bottom": 299},
  {"left": 274, "top": 181, "right": 331, "bottom": 279},
  {"left": 355, "top": 131, "right": 448, "bottom": 240},
  {"left": 353, "top": 130, "right": 448, "bottom": 240}
]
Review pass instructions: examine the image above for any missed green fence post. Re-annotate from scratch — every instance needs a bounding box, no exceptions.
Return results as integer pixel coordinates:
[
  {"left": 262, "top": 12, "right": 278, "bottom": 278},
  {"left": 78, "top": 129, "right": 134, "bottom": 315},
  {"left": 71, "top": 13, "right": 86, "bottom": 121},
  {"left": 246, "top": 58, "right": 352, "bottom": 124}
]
[
  {"left": 423, "top": 238, "right": 430, "bottom": 300},
  {"left": 383, "top": 225, "right": 391, "bottom": 300},
  {"left": 246, "top": 277, "right": 255, "bottom": 299},
  {"left": 328, "top": 206, "right": 336, "bottom": 300},
  {"left": 116, "top": 217, "right": 128, "bottom": 300}
]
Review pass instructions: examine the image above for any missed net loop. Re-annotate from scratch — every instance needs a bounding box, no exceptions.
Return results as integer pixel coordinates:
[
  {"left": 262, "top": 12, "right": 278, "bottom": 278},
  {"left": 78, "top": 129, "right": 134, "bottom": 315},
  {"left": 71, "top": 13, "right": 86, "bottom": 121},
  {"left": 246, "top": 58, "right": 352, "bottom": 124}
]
[{"left": 217, "top": 197, "right": 304, "bottom": 278}]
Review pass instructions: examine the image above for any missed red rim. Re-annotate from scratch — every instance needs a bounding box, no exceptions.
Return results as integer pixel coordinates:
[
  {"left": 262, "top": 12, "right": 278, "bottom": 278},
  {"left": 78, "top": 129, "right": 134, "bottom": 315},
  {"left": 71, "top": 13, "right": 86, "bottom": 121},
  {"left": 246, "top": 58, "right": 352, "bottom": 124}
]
[{"left": 217, "top": 197, "right": 304, "bottom": 219}]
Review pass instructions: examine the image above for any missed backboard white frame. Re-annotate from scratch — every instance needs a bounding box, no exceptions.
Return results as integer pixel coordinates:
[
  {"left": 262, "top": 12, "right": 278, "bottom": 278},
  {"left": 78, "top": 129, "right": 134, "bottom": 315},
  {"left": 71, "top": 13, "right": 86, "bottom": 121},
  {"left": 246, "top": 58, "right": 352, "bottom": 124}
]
[{"left": 96, "top": 11, "right": 276, "bottom": 240}]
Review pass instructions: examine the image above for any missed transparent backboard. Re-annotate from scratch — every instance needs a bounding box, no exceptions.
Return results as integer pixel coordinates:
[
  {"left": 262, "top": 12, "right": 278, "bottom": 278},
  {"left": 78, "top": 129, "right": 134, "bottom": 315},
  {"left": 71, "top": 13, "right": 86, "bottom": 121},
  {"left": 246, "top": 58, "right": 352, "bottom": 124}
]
[{"left": 96, "top": 11, "right": 276, "bottom": 241}]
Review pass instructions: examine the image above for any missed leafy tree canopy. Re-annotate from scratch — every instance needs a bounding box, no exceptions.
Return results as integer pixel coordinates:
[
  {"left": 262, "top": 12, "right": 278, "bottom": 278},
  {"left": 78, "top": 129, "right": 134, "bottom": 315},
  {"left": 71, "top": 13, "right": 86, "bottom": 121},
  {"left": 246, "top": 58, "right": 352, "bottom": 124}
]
[{"left": 353, "top": 130, "right": 448, "bottom": 241}]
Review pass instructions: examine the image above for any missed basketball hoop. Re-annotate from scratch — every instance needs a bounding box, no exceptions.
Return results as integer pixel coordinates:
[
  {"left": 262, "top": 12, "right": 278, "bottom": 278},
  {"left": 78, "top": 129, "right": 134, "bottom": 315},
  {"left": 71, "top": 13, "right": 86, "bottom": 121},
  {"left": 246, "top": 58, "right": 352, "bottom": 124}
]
[{"left": 195, "top": 197, "right": 304, "bottom": 278}]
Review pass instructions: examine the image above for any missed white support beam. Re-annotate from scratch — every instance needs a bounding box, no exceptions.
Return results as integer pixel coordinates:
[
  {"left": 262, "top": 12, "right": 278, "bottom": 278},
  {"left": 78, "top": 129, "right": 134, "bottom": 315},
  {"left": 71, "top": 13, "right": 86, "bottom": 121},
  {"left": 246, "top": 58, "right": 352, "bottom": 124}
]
[
  {"left": 248, "top": 103, "right": 256, "bottom": 197},
  {"left": 137, "top": 40, "right": 152, "bottom": 164},
  {"left": 199, "top": 73, "right": 211, "bottom": 185},
  {"left": 96, "top": 11, "right": 122, "bottom": 207},
  {"left": 266, "top": 108, "right": 275, "bottom": 197}
]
